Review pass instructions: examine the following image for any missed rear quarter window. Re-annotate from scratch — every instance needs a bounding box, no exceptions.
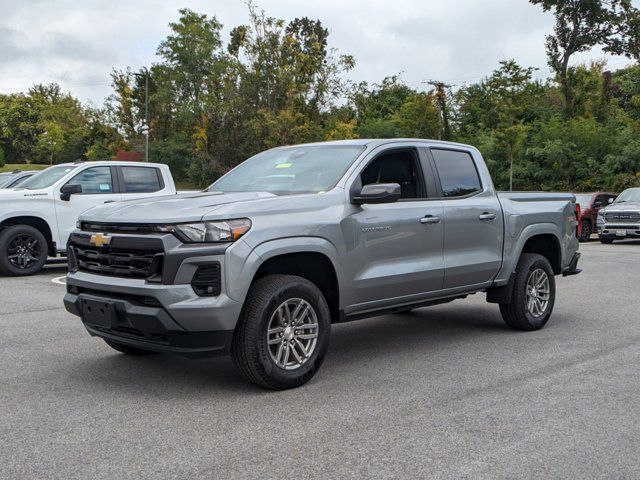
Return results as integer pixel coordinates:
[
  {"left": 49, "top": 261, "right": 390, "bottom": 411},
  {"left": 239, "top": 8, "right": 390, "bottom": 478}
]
[{"left": 431, "top": 149, "right": 482, "bottom": 198}]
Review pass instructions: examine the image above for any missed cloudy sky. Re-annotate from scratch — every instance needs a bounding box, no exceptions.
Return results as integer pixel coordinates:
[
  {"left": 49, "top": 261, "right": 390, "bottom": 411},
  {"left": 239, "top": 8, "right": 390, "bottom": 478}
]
[{"left": 0, "top": 0, "right": 636, "bottom": 105}]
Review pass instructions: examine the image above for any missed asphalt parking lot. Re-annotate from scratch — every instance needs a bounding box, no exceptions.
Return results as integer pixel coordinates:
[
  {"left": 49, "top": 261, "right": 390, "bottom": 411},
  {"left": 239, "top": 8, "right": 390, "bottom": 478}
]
[{"left": 1, "top": 240, "right": 639, "bottom": 479}]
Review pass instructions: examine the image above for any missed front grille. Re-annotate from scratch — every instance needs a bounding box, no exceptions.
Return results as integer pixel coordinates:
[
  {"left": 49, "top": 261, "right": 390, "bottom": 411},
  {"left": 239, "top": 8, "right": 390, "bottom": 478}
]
[
  {"left": 73, "top": 245, "right": 162, "bottom": 279},
  {"left": 604, "top": 212, "right": 640, "bottom": 223},
  {"left": 80, "top": 222, "right": 158, "bottom": 234}
]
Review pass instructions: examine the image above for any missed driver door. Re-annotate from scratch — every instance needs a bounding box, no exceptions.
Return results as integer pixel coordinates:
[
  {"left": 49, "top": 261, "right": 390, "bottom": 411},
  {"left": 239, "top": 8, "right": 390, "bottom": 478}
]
[
  {"left": 346, "top": 147, "right": 445, "bottom": 311},
  {"left": 54, "top": 166, "right": 122, "bottom": 246}
]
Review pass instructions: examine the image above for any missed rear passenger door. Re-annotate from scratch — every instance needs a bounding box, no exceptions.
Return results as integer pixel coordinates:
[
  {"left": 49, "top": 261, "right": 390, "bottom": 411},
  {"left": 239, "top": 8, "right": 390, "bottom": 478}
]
[
  {"left": 428, "top": 148, "right": 503, "bottom": 289},
  {"left": 117, "top": 165, "right": 167, "bottom": 201}
]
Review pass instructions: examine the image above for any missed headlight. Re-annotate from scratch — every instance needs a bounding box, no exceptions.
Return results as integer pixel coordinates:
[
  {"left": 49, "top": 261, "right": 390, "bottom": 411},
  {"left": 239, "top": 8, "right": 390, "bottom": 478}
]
[
  {"left": 158, "top": 219, "right": 251, "bottom": 243},
  {"left": 597, "top": 210, "right": 605, "bottom": 217}
]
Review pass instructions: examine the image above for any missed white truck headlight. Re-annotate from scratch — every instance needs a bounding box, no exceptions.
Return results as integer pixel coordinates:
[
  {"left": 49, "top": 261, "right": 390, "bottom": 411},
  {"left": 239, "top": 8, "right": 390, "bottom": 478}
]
[{"left": 158, "top": 219, "right": 251, "bottom": 243}]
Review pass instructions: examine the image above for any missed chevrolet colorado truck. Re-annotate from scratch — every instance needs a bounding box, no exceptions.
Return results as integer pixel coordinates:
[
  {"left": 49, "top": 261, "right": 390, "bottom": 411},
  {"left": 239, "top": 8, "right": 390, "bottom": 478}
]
[
  {"left": 596, "top": 187, "right": 640, "bottom": 243},
  {"left": 0, "top": 161, "right": 176, "bottom": 276},
  {"left": 64, "top": 139, "right": 581, "bottom": 390}
]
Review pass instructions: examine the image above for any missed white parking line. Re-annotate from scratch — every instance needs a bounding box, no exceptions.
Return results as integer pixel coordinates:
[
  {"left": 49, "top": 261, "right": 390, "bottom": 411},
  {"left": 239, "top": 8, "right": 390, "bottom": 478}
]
[{"left": 51, "top": 276, "right": 67, "bottom": 285}]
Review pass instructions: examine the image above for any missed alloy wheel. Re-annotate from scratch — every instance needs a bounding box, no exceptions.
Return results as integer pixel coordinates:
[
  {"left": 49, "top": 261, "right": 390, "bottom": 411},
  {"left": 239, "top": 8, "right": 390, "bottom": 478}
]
[
  {"left": 7, "top": 234, "right": 41, "bottom": 270},
  {"left": 267, "top": 298, "right": 319, "bottom": 370},
  {"left": 525, "top": 268, "right": 550, "bottom": 318}
]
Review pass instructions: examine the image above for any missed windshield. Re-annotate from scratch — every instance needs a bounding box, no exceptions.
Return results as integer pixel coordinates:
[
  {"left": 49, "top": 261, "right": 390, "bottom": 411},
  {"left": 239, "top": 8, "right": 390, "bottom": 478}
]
[
  {"left": 614, "top": 188, "right": 640, "bottom": 204},
  {"left": 0, "top": 173, "right": 14, "bottom": 188},
  {"left": 574, "top": 194, "right": 593, "bottom": 208},
  {"left": 209, "top": 145, "right": 365, "bottom": 194},
  {"left": 20, "top": 165, "right": 78, "bottom": 190}
]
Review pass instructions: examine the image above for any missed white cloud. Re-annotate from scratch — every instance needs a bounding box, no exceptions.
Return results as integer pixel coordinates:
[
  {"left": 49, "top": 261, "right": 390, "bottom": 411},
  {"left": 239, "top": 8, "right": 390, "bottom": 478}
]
[{"left": 0, "top": 0, "right": 635, "bottom": 105}]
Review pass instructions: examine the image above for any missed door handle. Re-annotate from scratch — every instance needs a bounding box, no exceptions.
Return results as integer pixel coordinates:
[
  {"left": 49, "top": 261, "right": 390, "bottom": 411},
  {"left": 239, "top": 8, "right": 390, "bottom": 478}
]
[
  {"left": 420, "top": 215, "right": 441, "bottom": 225},
  {"left": 479, "top": 212, "right": 496, "bottom": 221}
]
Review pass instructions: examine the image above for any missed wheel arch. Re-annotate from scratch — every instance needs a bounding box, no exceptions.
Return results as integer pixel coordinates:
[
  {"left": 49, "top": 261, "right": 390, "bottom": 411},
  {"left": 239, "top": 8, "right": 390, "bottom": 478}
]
[
  {"left": 520, "top": 233, "right": 562, "bottom": 275},
  {"left": 237, "top": 238, "right": 343, "bottom": 323},
  {"left": 0, "top": 216, "right": 55, "bottom": 256},
  {"left": 487, "top": 228, "right": 562, "bottom": 304}
]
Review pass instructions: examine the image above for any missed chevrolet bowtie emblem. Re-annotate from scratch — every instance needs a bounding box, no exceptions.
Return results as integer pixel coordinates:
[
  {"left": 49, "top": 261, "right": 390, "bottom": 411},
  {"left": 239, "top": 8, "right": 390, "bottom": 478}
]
[{"left": 89, "top": 233, "right": 112, "bottom": 247}]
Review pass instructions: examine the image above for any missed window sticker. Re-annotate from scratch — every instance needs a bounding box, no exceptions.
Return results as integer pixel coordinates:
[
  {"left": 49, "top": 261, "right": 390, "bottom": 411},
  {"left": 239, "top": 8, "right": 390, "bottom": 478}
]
[{"left": 99, "top": 184, "right": 111, "bottom": 191}]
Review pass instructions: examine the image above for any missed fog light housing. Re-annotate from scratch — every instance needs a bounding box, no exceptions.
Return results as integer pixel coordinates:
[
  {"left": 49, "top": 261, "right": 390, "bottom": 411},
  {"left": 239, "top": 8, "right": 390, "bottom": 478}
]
[{"left": 191, "top": 264, "right": 221, "bottom": 296}]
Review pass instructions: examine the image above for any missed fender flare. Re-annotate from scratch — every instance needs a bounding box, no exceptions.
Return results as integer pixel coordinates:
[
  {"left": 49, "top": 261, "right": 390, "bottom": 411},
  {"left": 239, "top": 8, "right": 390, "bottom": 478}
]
[{"left": 226, "top": 236, "right": 343, "bottom": 304}]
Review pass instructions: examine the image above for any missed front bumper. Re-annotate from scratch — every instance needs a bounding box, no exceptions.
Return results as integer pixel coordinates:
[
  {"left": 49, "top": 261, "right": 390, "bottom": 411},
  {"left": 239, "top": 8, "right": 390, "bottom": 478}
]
[
  {"left": 65, "top": 228, "right": 244, "bottom": 358},
  {"left": 64, "top": 290, "right": 233, "bottom": 357},
  {"left": 597, "top": 224, "right": 640, "bottom": 239}
]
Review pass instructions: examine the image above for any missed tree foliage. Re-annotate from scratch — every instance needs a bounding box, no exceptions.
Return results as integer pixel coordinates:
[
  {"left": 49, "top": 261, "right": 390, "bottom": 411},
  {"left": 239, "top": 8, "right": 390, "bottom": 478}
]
[
  {"left": 530, "top": 0, "right": 640, "bottom": 116},
  {"left": 0, "top": 3, "right": 639, "bottom": 193}
]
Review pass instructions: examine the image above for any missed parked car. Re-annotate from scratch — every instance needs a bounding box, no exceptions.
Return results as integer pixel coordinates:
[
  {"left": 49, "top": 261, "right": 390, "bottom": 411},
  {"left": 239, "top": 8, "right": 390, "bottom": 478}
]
[
  {"left": 0, "top": 170, "right": 39, "bottom": 189},
  {"left": 573, "top": 192, "right": 617, "bottom": 242},
  {"left": 64, "top": 139, "right": 581, "bottom": 390},
  {"left": 597, "top": 187, "right": 640, "bottom": 243},
  {"left": 0, "top": 161, "right": 176, "bottom": 276}
]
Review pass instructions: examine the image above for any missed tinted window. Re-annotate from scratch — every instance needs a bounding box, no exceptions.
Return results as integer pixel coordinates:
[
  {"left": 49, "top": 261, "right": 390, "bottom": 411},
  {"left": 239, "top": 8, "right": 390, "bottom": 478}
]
[
  {"left": 121, "top": 167, "right": 161, "bottom": 193},
  {"left": 360, "top": 150, "right": 422, "bottom": 199},
  {"left": 67, "top": 166, "right": 113, "bottom": 194},
  {"left": 431, "top": 149, "right": 482, "bottom": 198}
]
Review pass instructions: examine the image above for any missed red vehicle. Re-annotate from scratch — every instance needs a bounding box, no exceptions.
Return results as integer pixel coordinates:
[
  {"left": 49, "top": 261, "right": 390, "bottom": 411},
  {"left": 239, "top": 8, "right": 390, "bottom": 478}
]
[{"left": 574, "top": 192, "right": 617, "bottom": 242}]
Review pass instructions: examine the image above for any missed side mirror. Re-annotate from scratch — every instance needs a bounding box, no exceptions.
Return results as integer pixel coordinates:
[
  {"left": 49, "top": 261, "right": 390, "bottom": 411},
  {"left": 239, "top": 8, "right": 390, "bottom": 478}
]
[
  {"left": 608, "top": 197, "right": 614, "bottom": 204},
  {"left": 352, "top": 183, "right": 401, "bottom": 205},
  {"left": 60, "top": 184, "right": 82, "bottom": 201}
]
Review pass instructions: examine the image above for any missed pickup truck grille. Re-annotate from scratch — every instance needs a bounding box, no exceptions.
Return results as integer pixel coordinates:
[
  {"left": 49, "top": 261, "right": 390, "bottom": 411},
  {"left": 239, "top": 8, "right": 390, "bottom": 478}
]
[
  {"left": 73, "top": 245, "right": 162, "bottom": 279},
  {"left": 604, "top": 211, "right": 640, "bottom": 223}
]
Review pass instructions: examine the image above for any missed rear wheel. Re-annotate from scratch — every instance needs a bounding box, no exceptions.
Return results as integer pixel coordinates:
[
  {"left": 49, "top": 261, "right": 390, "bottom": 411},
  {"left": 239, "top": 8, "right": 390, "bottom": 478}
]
[
  {"left": 103, "top": 339, "right": 156, "bottom": 356},
  {"left": 231, "top": 274, "right": 330, "bottom": 390},
  {"left": 600, "top": 237, "right": 614, "bottom": 244},
  {"left": 578, "top": 220, "right": 591, "bottom": 242},
  {"left": 0, "top": 225, "right": 48, "bottom": 276},
  {"left": 499, "top": 253, "right": 556, "bottom": 331}
]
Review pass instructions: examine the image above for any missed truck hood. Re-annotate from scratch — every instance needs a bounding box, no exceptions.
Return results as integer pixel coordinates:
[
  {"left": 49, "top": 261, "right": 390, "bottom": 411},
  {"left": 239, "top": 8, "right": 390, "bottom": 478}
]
[
  {"left": 0, "top": 188, "right": 49, "bottom": 203},
  {"left": 80, "top": 191, "right": 282, "bottom": 224},
  {"left": 603, "top": 202, "right": 640, "bottom": 213}
]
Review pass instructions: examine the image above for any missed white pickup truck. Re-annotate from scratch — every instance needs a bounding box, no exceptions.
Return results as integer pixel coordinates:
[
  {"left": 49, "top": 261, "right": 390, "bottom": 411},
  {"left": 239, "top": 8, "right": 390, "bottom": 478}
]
[{"left": 0, "top": 161, "right": 176, "bottom": 276}]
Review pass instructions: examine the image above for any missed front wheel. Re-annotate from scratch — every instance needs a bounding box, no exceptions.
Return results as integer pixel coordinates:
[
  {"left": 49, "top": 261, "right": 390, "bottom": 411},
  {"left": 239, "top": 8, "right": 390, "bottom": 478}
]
[
  {"left": 599, "top": 237, "right": 614, "bottom": 244},
  {"left": 0, "top": 225, "right": 48, "bottom": 276},
  {"left": 578, "top": 220, "right": 591, "bottom": 242},
  {"left": 231, "top": 274, "right": 330, "bottom": 390},
  {"left": 499, "top": 253, "right": 556, "bottom": 331}
]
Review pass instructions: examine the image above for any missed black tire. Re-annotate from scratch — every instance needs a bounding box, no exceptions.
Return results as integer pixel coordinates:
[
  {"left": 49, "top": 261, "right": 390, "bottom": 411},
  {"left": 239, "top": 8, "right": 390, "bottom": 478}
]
[
  {"left": 578, "top": 220, "right": 591, "bottom": 242},
  {"left": 600, "top": 237, "right": 614, "bottom": 244},
  {"left": 499, "top": 253, "right": 556, "bottom": 331},
  {"left": 103, "top": 339, "right": 156, "bottom": 356},
  {"left": 231, "top": 274, "right": 331, "bottom": 390},
  {"left": 0, "top": 225, "right": 48, "bottom": 276}
]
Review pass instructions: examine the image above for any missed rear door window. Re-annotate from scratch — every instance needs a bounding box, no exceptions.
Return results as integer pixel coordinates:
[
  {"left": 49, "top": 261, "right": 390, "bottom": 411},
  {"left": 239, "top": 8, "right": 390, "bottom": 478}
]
[
  {"left": 119, "top": 166, "right": 162, "bottom": 193},
  {"left": 431, "top": 149, "right": 482, "bottom": 198}
]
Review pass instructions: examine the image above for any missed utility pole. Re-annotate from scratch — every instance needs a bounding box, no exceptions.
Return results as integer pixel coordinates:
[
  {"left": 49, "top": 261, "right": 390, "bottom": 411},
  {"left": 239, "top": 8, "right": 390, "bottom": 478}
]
[
  {"left": 425, "top": 80, "right": 453, "bottom": 140},
  {"left": 134, "top": 69, "right": 150, "bottom": 162},
  {"left": 144, "top": 70, "right": 149, "bottom": 162}
]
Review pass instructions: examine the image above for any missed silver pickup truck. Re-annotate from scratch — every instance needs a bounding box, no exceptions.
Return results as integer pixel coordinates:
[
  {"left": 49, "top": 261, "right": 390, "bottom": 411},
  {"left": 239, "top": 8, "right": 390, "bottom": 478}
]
[{"left": 64, "top": 139, "right": 581, "bottom": 389}]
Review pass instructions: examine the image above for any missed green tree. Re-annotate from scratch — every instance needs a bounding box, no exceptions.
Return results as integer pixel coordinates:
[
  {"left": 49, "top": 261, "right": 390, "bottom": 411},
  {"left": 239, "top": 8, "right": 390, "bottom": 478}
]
[{"left": 530, "top": 0, "right": 640, "bottom": 117}]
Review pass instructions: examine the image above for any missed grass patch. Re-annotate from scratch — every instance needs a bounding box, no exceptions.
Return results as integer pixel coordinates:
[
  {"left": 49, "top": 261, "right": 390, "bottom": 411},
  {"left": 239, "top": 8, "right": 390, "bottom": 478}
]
[{"left": 0, "top": 164, "right": 49, "bottom": 173}]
